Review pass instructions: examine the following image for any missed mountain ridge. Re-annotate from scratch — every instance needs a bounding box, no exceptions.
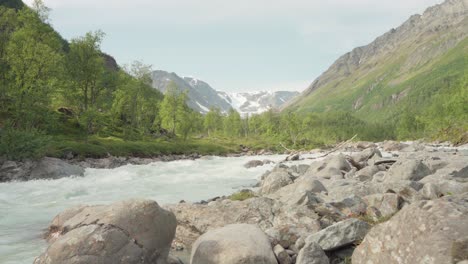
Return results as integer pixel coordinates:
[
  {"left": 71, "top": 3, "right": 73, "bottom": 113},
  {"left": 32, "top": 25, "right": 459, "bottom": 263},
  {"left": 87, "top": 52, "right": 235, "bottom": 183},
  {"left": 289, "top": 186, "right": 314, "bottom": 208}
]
[
  {"left": 284, "top": 0, "right": 467, "bottom": 119},
  {"left": 151, "top": 70, "right": 299, "bottom": 115}
]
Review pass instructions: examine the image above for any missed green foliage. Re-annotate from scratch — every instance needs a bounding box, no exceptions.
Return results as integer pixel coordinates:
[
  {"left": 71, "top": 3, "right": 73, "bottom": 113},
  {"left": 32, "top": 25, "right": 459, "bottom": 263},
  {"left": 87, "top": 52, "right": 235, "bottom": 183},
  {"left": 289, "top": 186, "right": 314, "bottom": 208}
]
[
  {"left": 0, "top": 1, "right": 465, "bottom": 161},
  {"left": 159, "top": 82, "right": 189, "bottom": 135},
  {"left": 223, "top": 108, "right": 242, "bottom": 137},
  {"left": 229, "top": 190, "right": 255, "bottom": 201},
  {"left": 204, "top": 107, "right": 223, "bottom": 136},
  {"left": 0, "top": 126, "right": 50, "bottom": 160}
]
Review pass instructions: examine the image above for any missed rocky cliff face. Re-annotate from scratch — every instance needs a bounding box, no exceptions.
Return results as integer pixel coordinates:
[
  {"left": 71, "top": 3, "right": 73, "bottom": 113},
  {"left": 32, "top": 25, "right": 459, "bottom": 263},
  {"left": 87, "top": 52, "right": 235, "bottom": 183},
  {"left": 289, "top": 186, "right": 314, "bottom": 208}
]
[
  {"left": 285, "top": 0, "right": 468, "bottom": 116},
  {"left": 152, "top": 70, "right": 298, "bottom": 114}
]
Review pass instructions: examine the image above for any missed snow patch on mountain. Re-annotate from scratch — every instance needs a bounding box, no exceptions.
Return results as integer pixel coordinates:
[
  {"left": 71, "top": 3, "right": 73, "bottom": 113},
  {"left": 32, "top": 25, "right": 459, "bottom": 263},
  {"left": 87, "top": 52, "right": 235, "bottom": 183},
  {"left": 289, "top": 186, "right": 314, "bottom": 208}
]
[{"left": 151, "top": 70, "right": 299, "bottom": 115}]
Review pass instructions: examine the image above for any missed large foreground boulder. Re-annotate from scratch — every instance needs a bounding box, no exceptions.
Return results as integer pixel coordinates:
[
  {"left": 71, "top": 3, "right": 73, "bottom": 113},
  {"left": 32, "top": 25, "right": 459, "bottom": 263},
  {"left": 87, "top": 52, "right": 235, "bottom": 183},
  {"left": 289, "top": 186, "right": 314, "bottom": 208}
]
[
  {"left": 352, "top": 194, "right": 468, "bottom": 264},
  {"left": 190, "top": 224, "right": 277, "bottom": 264},
  {"left": 35, "top": 199, "right": 177, "bottom": 264},
  {"left": 30, "top": 157, "right": 85, "bottom": 180}
]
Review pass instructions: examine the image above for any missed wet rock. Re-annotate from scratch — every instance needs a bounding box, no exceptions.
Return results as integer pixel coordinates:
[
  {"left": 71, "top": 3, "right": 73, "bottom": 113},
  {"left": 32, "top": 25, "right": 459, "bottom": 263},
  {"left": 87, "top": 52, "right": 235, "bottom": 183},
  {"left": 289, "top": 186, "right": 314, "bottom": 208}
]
[
  {"left": 244, "top": 160, "right": 264, "bottom": 168},
  {"left": 190, "top": 224, "right": 277, "bottom": 264},
  {"left": 353, "top": 194, "right": 468, "bottom": 264},
  {"left": 30, "top": 157, "right": 84, "bottom": 180}
]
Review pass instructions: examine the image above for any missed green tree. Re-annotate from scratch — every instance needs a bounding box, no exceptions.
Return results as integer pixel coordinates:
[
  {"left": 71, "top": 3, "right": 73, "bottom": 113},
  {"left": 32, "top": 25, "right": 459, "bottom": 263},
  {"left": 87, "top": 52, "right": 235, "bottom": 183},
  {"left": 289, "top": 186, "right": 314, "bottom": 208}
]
[
  {"left": 65, "top": 31, "right": 107, "bottom": 134},
  {"left": 281, "top": 111, "right": 302, "bottom": 146},
  {"left": 65, "top": 30, "right": 105, "bottom": 113},
  {"left": 223, "top": 108, "right": 242, "bottom": 137},
  {"left": 0, "top": 6, "right": 18, "bottom": 108},
  {"left": 4, "top": 6, "right": 63, "bottom": 128},
  {"left": 204, "top": 107, "right": 223, "bottom": 136},
  {"left": 159, "top": 82, "right": 188, "bottom": 135},
  {"left": 112, "top": 61, "right": 162, "bottom": 137}
]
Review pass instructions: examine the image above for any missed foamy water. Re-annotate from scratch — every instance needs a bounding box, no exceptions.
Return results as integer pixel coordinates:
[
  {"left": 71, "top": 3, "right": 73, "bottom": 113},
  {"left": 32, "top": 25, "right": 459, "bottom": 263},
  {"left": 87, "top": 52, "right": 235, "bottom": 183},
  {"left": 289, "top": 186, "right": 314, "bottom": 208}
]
[{"left": 0, "top": 155, "right": 288, "bottom": 264}]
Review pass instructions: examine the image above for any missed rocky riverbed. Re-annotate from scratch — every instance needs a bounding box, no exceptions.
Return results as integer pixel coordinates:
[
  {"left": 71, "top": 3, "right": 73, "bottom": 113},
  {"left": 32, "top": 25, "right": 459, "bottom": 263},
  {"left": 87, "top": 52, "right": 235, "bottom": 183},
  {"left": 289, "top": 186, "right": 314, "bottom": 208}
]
[{"left": 10, "top": 141, "right": 468, "bottom": 263}]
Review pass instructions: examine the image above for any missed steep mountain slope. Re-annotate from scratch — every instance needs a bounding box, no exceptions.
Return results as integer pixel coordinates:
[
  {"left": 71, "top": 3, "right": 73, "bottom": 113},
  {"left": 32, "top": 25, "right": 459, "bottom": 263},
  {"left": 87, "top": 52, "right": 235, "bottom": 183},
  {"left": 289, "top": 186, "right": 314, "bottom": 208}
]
[
  {"left": 285, "top": 0, "right": 467, "bottom": 121},
  {"left": 152, "top": 70, "right": 299, "bottom": 114},
  {"left": 152, "top": 70, "right": 232, "bottom": 113}
]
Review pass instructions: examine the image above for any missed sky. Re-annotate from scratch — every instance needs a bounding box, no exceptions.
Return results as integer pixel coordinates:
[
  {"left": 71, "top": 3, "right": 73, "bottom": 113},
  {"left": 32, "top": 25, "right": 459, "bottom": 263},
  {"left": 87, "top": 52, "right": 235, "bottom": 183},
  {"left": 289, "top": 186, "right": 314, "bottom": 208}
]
[{"left": 25, "top": 0, "right": 444, "bottom": 92}]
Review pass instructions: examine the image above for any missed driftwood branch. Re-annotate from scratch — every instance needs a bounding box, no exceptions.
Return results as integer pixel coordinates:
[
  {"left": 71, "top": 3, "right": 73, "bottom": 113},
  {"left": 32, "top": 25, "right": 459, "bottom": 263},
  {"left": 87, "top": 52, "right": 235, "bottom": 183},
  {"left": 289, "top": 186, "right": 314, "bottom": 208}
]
[
  {"left": 307, "top": 134, "right": 358, "bottom": 160},
  {"left": 279, "top": 142, "right": 295, "bottom": 153}
]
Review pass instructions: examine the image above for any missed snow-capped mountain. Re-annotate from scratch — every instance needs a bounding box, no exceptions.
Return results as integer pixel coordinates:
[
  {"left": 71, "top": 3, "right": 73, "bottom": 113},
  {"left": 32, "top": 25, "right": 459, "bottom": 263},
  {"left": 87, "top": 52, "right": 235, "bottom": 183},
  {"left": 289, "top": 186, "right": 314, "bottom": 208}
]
[
  {"left": 218, "top": 91, "right": 299, "bottom": 115},
  {"left": 151, "top": 70, "right": 299, "bottom": 115}
]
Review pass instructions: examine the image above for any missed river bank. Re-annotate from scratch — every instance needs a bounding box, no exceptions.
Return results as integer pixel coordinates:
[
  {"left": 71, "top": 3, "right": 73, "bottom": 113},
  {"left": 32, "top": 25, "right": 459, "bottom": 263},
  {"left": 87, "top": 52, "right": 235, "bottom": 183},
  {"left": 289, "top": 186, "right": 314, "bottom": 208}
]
[{"left": 2, "top": 140, "right": 467, "bottom": 263}]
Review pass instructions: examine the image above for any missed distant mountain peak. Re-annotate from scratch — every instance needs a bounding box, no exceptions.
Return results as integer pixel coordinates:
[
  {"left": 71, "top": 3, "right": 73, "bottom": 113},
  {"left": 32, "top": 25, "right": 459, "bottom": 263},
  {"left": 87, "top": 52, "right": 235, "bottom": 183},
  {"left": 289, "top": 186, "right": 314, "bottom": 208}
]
[{"left": 151, "top": 71, "right": 299, "bottom": 115}]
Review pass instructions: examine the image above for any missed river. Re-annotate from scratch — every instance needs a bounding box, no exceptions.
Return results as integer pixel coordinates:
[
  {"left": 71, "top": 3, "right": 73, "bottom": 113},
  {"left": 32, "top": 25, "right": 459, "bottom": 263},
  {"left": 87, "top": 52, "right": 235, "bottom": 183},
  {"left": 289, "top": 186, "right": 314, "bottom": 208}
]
[{"left": 0, "top": 154, "right": 291, "bottom": 264}]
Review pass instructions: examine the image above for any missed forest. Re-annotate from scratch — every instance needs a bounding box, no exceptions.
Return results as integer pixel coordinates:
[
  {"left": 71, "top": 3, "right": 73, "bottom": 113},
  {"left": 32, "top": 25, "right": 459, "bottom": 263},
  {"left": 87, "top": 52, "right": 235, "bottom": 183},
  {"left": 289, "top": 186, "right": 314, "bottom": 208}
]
[{"left": 0, "top": 1, "right": 466, "bottom": 161}]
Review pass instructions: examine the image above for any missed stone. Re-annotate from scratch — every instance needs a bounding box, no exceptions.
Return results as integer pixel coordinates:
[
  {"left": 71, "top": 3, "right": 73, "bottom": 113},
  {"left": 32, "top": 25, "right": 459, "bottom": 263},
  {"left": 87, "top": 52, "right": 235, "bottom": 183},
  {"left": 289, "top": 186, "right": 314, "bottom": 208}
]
[
  {"left": 381, "top": 140, "right": 408, "bottom": 151},
  {"left": 351, "top": 148, "right": 382, "bottom": 164},
  {"left": 268, "top": 178, "right": 327, "bottom": 206},
  {"left": 167, "top": 254, "right": 185, "bottom": 264},
  {"left": 354, "top": 165, "right": 382, "bottom": 182},
  {"left": 362, "top": 193, "right": 402, "bottom": 218},
  {"left": 420, "top": 182, "right": 440, "bottom": 199},
  {"left": 244, "top": 160, "right": 264, "bottom": 168},
  {"left": 260, "top": 168, "right": 294, "bottom": 194},
  {"left": 353, "top": 194, "right": 468, "bottom": 264},
  {"left": 330, "top": 196, "right": 368, "bottom": 216},
  {"left": 30, "top": 157, "right": 84, "bottom": 180},
  {"left": 305, "top": 154, "right": 352, "bottom": 179},
  {"left": 274, "top": 244, "right": 292, "bottom": 264},
  {"left": 190, "top": 224, "right": 277, "bottom": 264},
  {"left": 384, "top": 159, "right": 431, "bottom": 182},
  {"left": 305, "top": 218, "right": 371, "bottom": 251},
  {"left": 296, "top": 241, "right": 329, "bottom": 264},
  {"left": 35, "top": 199, "right": 177, "bottom": 264}
]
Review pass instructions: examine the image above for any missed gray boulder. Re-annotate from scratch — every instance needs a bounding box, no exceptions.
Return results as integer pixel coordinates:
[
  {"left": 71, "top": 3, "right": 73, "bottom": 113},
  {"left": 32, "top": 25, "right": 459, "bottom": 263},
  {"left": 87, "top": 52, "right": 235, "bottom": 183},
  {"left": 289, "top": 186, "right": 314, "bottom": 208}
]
[
  {"left": 381, "top": 140, "right": 408, "bottom": 151},
  {"left": 35, "top": 199, "right": 176, "bottom": 264},
  {"left": 384, "top": 159, "right": 431, "bottom": 182},
  {"left": 305, "top": 218, "right": 370, "bottom": 251},
  {"left": 260, "top": 168, "right": 294, "bottom": 194},
  {"left": 296, "top": 241, "right": 329, "bottom": 264},
  {"left": 30, "top": 157, "right": 84, "bottom": 180},
  {"left": 305, "top": 154, "right": 352, "bottom": 179},
  {"left": 353, "top": 194, "right": 468, "bottom": 264},
  {"left": 351, "top": 147, "right": 382, "bottom": 164},
  {"left": 244, "top": 160, "right": 264, "bottom": 168},
  {"left": 354, "top": 165, "right": 382, "bottom": 182},
  {"left": 274, "top": 244, "right": 292, "bottom": 264},
  {"left": 363, "top": 193, "right": 402, "bottom": 218},
  {"left": 190, "top": 224, "right": 277, "bottom": 264},
  {"left": 268, "top": 178, "right": 326, "bottom": 206}
]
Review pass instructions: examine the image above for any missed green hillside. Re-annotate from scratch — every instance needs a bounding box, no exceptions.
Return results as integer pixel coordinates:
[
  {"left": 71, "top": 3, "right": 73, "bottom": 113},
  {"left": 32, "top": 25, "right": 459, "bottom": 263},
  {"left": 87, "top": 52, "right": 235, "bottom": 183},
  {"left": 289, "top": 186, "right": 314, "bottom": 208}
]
[{"left": 286, "top": 0, "right": 467, "bottom": 142}]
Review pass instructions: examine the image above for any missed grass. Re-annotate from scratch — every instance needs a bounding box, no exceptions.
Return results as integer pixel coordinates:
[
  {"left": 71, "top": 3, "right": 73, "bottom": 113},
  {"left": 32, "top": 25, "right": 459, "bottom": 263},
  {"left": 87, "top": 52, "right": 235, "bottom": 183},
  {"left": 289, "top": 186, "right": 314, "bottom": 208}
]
[
  {"left": 229, "top": 190, "right": 256, "bottom": 201},
  {"left": 356, "top": 213, "right": 395, "bottom": 226},
  {"left": 43, "top": 136, "right": 239, "bottom": 159}
]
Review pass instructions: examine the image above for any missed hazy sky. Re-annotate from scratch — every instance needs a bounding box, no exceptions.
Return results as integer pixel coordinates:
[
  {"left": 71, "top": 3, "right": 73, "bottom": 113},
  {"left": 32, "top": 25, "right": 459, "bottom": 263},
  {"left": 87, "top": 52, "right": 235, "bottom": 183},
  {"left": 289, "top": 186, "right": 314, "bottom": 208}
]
[{"left": 25, "top": 0, "right": 443, "bottom": 92}]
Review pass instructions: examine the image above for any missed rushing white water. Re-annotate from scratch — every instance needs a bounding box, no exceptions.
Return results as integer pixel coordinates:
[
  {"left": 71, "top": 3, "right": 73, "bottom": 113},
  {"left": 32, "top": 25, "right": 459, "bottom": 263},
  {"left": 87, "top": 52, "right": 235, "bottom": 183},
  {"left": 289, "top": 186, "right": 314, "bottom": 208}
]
[{"left": 0, "top": 155, "right": 288, "bottom": 264}]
